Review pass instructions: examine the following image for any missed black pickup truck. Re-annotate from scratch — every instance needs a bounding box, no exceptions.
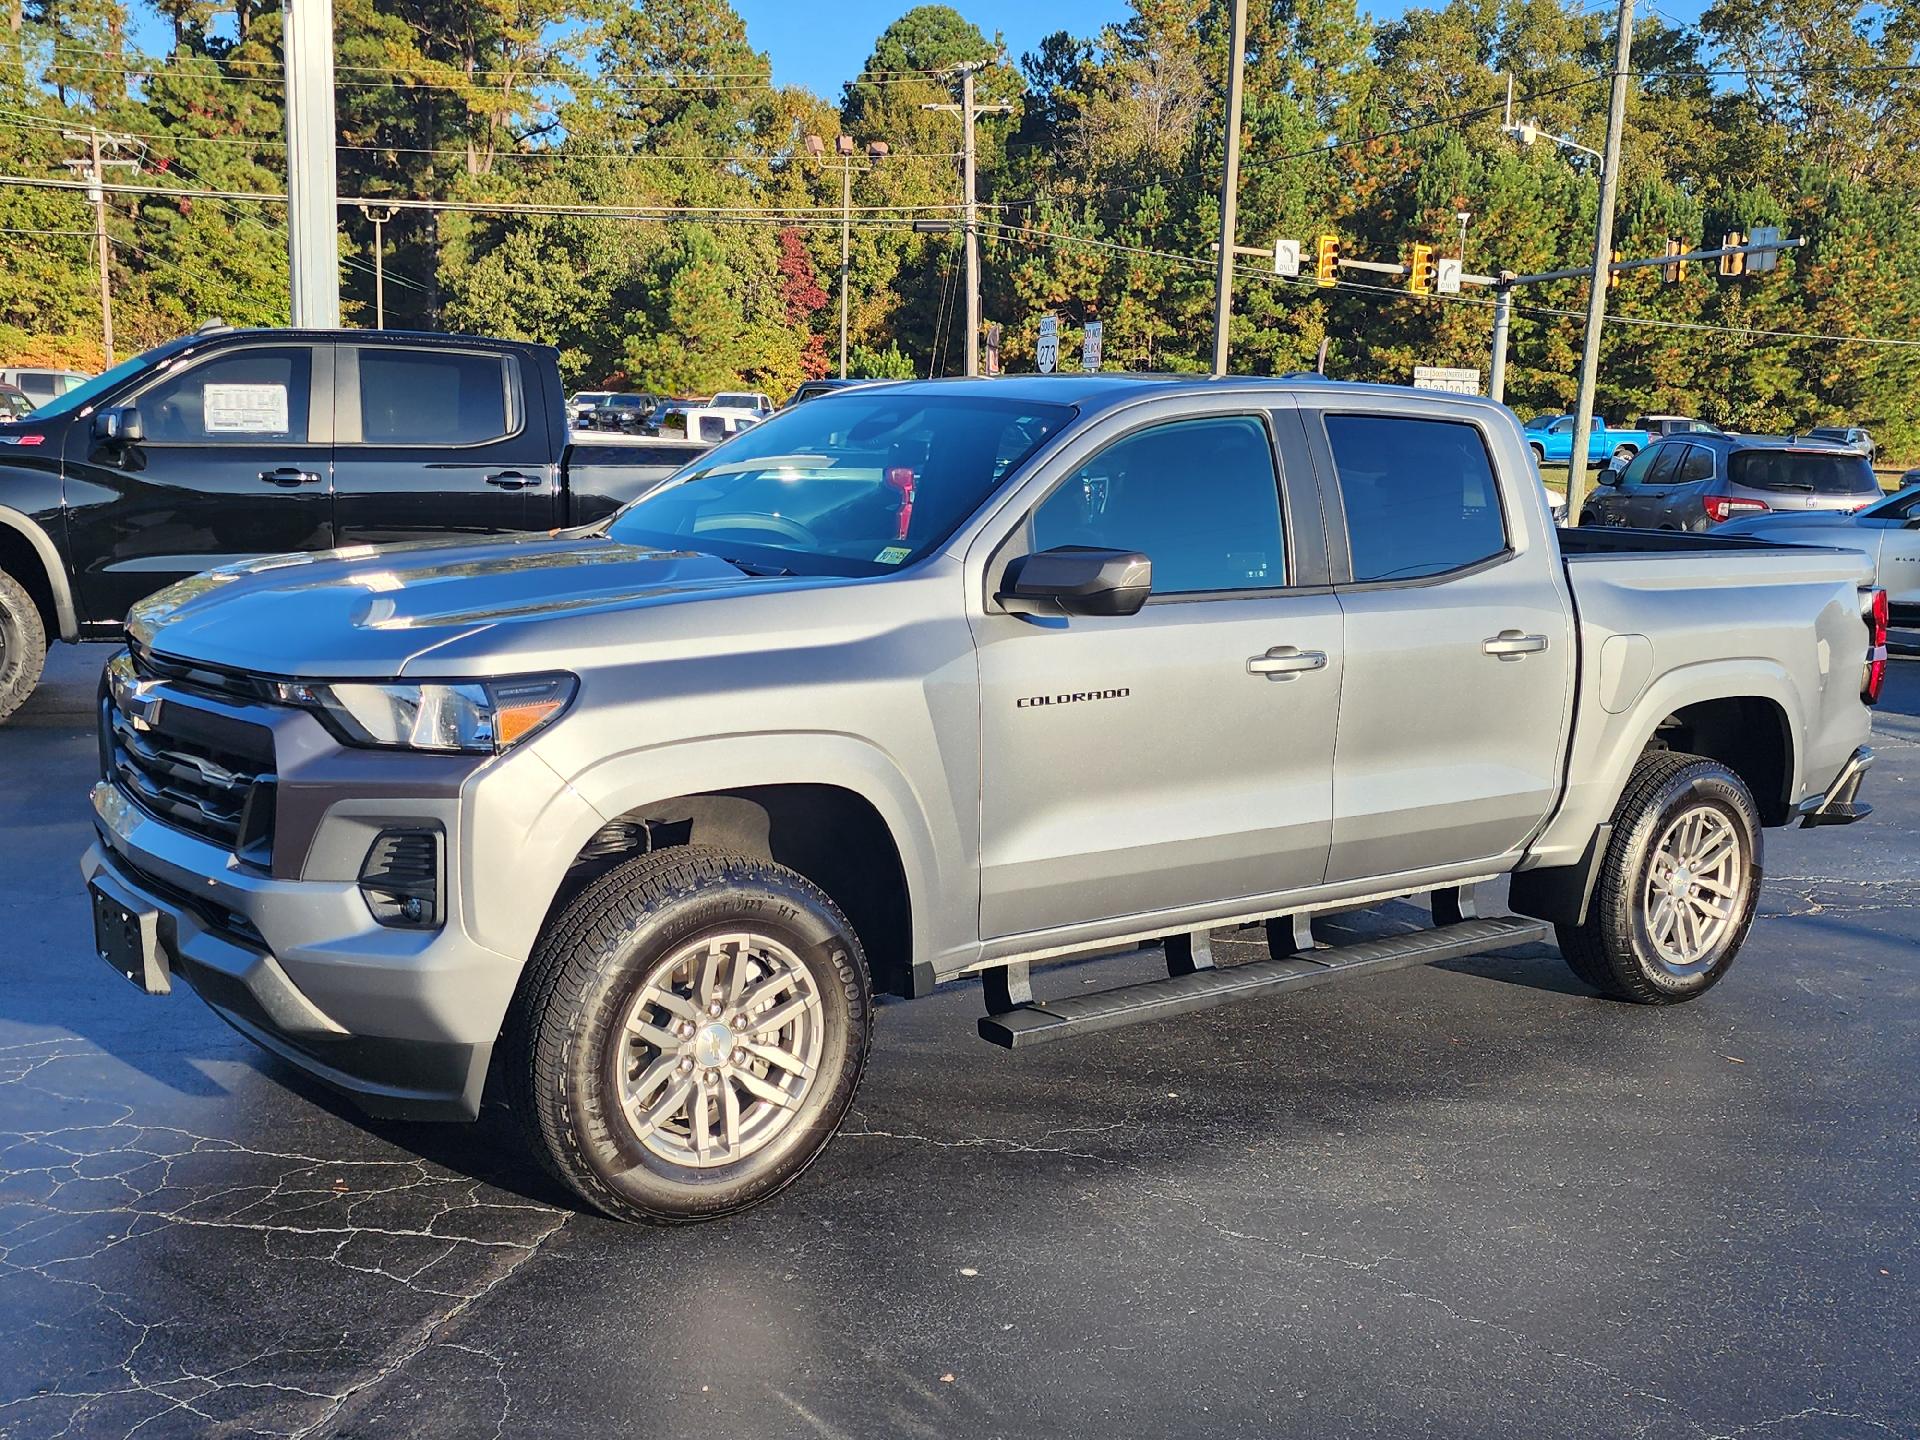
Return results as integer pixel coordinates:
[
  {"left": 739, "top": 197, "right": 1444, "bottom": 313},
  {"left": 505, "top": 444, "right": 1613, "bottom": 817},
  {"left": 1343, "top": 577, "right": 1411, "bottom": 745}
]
[{"left": 0, "top": 327, "right": 706, "bottom": 720}]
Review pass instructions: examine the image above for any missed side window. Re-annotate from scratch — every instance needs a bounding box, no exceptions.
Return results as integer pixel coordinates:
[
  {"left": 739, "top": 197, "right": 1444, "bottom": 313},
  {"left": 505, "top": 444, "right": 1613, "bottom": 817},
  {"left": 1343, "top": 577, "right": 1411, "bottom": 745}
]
[
  {"left": 1029, "top": 415, "right": 1286, "bottom": 595},
  {"left": 1615, "top": 446, "right": 1661, "bottom": 488},
  {"left": 1324, "top": 414, "right": 1508, "bottom": 583},
  {"left": 20, "top": 374, "right": 56, "bottom": 402},
  {"left": 137, "top": 347, "right": 312, "bottom": 444},
  {"left": 1677, "top": 446, "right": 1715, "bottom": 485},
  {"left": 697, "top": 415, "right": 727, "bottom": 442},
  {"left": 1642, "top": 446, "right": 1685, "bottom": 487},
  {"left": 356, "top": 349, "right": 517, "bottom": 446}
]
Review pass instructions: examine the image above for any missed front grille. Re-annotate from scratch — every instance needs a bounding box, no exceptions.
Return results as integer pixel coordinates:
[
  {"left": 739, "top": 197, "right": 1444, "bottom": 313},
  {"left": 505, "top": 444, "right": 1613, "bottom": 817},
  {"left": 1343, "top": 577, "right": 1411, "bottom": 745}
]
[{"left": 103, "top": 682, "right": 278, "bottom": 865}]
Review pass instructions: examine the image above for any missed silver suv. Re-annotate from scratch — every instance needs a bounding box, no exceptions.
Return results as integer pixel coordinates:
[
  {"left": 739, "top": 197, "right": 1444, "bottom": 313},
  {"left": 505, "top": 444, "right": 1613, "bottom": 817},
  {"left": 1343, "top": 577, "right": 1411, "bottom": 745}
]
[{"left": 1581, "top": 435, "right": 1882, "bottom": 529}]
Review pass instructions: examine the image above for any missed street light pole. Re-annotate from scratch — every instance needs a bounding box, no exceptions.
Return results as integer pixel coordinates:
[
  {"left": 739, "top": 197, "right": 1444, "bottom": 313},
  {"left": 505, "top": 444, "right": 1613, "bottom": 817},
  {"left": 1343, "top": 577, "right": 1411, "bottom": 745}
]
[
  {"left": 1210, "top": 0, "right": 1249, "bottom": 376},
  {"left": 1488, "top": 282, "right": 1513, "bottom": 402},
  {"left": 1567, "top": 0, "right": 1636, "bottom": 518},
  {"left": 282, "top": 0, "right": 341, "bottom": 326},
  {"left": 839, "top": 146, "right": 852, "bottom": 378},
  {"left": 359, "top": 204, "right": 396, "bottom": 328}
]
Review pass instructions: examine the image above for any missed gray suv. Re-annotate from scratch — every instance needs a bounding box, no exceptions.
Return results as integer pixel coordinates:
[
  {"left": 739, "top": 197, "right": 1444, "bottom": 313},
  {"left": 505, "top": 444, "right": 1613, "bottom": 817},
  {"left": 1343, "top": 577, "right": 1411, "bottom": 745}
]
[{"left": 1581, "top": 435, "right": 1881, "bottom": 530}]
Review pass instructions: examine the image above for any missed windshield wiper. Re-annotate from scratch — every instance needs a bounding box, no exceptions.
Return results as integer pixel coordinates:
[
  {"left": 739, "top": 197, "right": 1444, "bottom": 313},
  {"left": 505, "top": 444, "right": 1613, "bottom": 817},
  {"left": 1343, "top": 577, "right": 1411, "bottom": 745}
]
[{"left": 717, "top": 555, "right": 793, "bottom": 576}]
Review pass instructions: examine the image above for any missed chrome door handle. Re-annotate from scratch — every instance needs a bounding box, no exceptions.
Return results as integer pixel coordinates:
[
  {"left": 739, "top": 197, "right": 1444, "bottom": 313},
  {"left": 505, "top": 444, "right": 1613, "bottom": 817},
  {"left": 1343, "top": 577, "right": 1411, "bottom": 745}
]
[
  {"left": 258, "top": 467, "right": 320, "bottom": 487},
  {"left": 1248, "top": 646, "right": 1328, "bottom": 680},
  {"left": 1483, "top": 631, "right": 1548, "bottom": 659},
  {"left": 484, "top": 470, "right": 541, "bottom": 490}
]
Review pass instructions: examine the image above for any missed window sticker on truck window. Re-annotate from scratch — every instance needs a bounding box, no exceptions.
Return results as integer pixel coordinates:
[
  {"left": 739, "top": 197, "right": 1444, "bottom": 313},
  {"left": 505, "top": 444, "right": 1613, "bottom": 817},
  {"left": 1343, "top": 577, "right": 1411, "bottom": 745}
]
[
  {"left": 874, "top": 546, "right": 911, "bottom": 564},
  {"left": 203, "top": 383, "right": 290, "bottom": 434}
]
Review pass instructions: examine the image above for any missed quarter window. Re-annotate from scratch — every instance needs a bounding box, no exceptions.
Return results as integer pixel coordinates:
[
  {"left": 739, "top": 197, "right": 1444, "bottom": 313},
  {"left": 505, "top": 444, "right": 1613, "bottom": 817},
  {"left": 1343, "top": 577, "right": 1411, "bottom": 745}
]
[
  {"left": 1324, "top": 414, "right": 1507, "bottom": 583},
  {"left": 356, "top": 349, "right": 517, "bottom": 446},
  {"left": 1678, "top": 446, "right": 1715, "bottom": 485},
  {"left": 137, "top": 348, "right": 312, "bottom": 444},
  {"left": 1029, "top": 415, "right": 1287, "bottom": 594}
]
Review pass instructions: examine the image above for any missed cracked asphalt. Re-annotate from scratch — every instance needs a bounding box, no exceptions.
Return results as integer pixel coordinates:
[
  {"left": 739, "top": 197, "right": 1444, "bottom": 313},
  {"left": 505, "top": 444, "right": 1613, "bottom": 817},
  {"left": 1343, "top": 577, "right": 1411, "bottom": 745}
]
[{"left": 3, "top": 643, "right": 1916, "bottom": 1439}]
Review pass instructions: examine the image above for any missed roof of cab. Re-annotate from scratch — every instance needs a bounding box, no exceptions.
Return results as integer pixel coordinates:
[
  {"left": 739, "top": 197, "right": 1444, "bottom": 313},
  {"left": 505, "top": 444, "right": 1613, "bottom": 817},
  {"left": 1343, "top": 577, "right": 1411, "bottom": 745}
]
[{"left": 867, "top": 371, "right": 1510, "bottom": 420}]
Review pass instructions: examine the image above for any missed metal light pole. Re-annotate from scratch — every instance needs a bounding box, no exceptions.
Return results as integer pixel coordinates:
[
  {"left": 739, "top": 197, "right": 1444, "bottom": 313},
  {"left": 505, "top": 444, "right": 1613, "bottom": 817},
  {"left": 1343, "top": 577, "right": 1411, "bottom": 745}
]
[
  {"left": 359, "top": 204, "right": 396, "bottom": 328},
  {"left": 282, "top": 0, "right": 341, "bottom": 326},
  {"left": 838, "top": 139, "right": 853, "bottom": 378},
  {"left": 1210, "top": 0, "right": 1249, "bottom": 376},
  {"left": 1566, "top": 0, "right": 1636, "bottom": 519},
  {"left": 1488, "top": 282, "right": 1513, "bottom": 402}
]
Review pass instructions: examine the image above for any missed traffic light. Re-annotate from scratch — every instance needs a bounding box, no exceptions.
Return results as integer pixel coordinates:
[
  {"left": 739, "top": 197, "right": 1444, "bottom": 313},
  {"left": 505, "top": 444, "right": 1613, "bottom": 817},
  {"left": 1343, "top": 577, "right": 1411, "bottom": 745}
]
[
  {"left": 1718, "top": 231, "right": 1747, "bottom": 277},
  {"left": 1662, "top": 237, "right": 1688, "bottom": 284},
  {"left": 1605, "top": 248, "right": 1621, "bottom": 290},
  {"left": 1315, "top": 234, "right": 1339, "bottom": 287},
  {"left": 1409, "top": 243, "right": 1434, "bottom": 295}
]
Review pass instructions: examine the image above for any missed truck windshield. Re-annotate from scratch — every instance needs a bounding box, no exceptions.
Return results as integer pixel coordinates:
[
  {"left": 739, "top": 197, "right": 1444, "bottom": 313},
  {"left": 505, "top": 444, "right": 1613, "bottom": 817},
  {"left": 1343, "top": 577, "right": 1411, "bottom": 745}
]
[
  {"left": 1731, "top": 449, "right": 1878, "bottom": 495},
  {"left": 606, "top": 392, "right": 1072, "bottom": 576},
  {"left": 22, "top": 335, "right": 199, "bottom": 421}
]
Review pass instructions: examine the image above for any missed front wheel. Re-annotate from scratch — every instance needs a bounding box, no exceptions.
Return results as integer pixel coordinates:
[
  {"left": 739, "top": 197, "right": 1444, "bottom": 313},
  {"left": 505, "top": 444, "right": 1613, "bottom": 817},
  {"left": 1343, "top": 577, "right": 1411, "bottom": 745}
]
[
  {"left": 506, "top": 846, "right": 873, "bottom": 1224},
  {"left": 1556, "top": 751, "right": 1761, "bottom": 1004}
]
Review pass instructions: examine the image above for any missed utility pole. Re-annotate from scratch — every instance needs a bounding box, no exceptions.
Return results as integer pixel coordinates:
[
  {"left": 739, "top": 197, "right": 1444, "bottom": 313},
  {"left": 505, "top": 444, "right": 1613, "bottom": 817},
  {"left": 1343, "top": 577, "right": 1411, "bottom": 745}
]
[
  {"left": 1566, "top": 0, "right": 1635, "bottom": 520},
  {"left": 62, "top": 128, "right": 137, "bottom": 365},
  {"left": 1488, "top": 282, "right": 1513, "bottom": 402},
  {"left": 283, "top": 0, "right": 341, "bottom": 326},
  {"left": 925, "top": 63, "right": 1009, "bottom": 377},
  {"left": 1210, "top": 0, "right": 1249, "bottom": 375},
  {"left": 358, "top": 204, "right": 396, "bottom": 328}
]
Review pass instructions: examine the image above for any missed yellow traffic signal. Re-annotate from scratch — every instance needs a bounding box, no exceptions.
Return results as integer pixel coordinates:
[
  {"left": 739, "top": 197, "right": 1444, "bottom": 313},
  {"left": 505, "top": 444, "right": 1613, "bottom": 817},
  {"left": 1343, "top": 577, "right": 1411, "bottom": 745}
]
[
  {"left": 1718, "top": 231, "right": 1747, "bottom": 277},
  {"left": 1315, "top": 234, "right": 1339, "bottom": 287},
  {"left": 1662, "top": 237, "right": 1687, "bottom": 284},
  {"left": 1409, "top": 243, "right": 1434, "bottom": 294},
  {"left": 1605, "top": 248, "right": 1621, "bottom": 290}
]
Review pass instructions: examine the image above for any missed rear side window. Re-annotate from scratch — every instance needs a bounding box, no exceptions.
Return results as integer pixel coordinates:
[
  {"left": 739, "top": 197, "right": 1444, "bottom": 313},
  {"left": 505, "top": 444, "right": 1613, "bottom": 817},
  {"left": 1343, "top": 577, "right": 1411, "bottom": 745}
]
[
  {"left": 1678, "top": 447, "right": 1715, "bottom": 485},
  {"left": 357, "top": 349, "right": 517, "bottom": 445},
  {"left": 1030, "top": 415, "right": 1287, "bottom": 594},
  {"left": 137, "top": 347, "right": 312, "bottom": 443},
  {"left": 1324, "top": 415, "right": 1507, "bottom": 583},
  {"left": 1731, "top": 450, "right": 1878, "bottom": 496}
]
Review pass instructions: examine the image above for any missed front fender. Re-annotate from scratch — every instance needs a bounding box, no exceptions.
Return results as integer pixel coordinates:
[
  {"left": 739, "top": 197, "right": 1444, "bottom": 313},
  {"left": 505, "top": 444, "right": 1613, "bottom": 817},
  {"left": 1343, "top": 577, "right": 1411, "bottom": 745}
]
[
  {"left": 476, "top": 730, "right": 971, "bottom": 980},
  {"left": 0, "top": 500, "right": 78, "bottom": 640}
]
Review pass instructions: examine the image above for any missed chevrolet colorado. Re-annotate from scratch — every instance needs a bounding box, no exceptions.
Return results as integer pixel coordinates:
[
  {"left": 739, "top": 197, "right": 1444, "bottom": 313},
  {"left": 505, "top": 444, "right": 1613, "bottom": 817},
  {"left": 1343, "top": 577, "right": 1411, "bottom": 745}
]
[
  {"left": 0, "top": 327, "right": 703, "bottom": 722},
  {"left": 81, "top": 376, "right": 1883, "bottom": 1224}
]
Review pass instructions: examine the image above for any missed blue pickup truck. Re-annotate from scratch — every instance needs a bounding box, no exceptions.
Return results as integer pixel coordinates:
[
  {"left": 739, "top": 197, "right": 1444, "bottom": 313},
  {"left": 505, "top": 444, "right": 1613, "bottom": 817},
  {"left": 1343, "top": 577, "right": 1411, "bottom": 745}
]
[{"left": 1523, "top": 414, "right": 1651, "bottom": 468}]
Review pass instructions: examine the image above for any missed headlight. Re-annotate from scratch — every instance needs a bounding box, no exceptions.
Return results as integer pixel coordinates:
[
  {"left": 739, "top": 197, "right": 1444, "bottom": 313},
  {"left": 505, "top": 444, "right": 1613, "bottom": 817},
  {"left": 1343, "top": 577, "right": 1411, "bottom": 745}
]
[{"left": 274, "top": 674, "right": 576, "bottom": 753}]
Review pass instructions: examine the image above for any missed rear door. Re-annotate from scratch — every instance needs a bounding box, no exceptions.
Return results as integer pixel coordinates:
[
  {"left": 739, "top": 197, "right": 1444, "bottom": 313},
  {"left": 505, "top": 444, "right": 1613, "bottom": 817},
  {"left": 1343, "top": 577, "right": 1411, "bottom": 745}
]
[
  {"left": 63, "top": 342, "right": 332, "bottom": 626},
  {"left": 1303, "top": 404, "right": 1575, "bottom": 883},
  {"left": 973, "top": 399, "right": 1344, "bottom": 938},
  {"left": 1618, "top": 442, "right": 1684, "bottom": 526},
  {"left": 330, "top": 344, "right": 555, "bottom": 543}
]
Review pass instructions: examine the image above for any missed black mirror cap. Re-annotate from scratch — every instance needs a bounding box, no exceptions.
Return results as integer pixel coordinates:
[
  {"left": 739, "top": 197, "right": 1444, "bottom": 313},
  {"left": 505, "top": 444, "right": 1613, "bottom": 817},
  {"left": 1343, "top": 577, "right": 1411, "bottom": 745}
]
[{"left": 1001, "top": 546, "right": 1152, "bottom": 617}]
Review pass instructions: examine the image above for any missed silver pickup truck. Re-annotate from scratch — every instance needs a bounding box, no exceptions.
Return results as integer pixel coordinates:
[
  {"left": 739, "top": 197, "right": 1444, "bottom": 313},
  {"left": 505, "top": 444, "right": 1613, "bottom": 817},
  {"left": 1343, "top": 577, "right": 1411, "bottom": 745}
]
[{"left": 81, "top": 376, "right": 1884, "bottom": 1225}]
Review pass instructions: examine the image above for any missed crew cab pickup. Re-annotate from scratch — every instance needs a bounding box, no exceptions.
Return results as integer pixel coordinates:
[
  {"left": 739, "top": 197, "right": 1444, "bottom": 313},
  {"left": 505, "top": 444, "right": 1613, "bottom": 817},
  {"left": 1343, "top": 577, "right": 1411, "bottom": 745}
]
[
  {"left": 80, "top": 376, "right": 1882, "bottom": 1225},
  {"left": 0, "top": 327, "right": 705, "bottom": 721},
  {"left": 1524, "top": 413, "right": 1651, "bottom": 467}
]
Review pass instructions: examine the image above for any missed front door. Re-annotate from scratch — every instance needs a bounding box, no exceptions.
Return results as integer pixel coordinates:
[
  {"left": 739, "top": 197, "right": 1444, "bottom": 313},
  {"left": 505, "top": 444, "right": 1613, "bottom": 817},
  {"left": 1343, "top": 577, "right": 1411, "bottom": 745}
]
[
  {"left": 1304, "top": 407, "right": 1576, "bottom": 883},
  {"left": 973, "top": 407, "right": 1343, "bottom": 940},
  {"left": 64, "top": 343, "right": 332, "bottom": 627},
  {"left": 330, "top": 344, "right": 556, "bottom": 543}
]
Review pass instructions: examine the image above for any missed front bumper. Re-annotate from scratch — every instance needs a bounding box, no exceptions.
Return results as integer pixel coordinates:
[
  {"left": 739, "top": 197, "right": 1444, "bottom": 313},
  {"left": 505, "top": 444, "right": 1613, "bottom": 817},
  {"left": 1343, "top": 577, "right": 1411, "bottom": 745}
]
[
  {"left": 1796, "top": 744, "right": 1874, "bottom": 828},
  {"left": 82, "top": 656, "right": 571, "bottom": 1121}
]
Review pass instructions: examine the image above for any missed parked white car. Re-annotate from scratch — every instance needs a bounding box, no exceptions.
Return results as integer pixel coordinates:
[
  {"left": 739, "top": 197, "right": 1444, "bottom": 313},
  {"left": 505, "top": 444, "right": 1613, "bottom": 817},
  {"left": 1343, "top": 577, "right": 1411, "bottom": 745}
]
[
  {"left": 711, "top": 390, "right": 774, "bottom": 417},
  {"left": 659, "top": 405, "right": 762, "bottom": 443}
]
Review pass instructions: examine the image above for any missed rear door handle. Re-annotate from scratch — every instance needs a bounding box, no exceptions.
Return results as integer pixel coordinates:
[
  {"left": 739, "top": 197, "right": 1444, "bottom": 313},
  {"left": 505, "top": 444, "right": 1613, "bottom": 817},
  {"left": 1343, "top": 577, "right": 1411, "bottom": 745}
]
[
  {"left": 1248, "top": 646, "right": 1328, "bottom": 680},
  {"left": 485, "top": 470, "right": 541, "bottom": 490},
  {"left": 258, "top": 467, "right": 320, "bottom": 487},
  {"left": 1483, "top": 630, "right": 1549, "bottom": 659}
]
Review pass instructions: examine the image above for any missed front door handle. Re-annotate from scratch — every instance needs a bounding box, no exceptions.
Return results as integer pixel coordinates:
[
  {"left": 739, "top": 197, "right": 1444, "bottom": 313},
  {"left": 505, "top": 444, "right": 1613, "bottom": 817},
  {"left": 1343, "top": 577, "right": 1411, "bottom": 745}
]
[
  {"left": 258, "top": 467, "right": 320, "bottom": 487},
  {"left": 485, "top": 470, "right": 541, "bottom": 490},
  {"left": 1483, "top": 630, "right": 1549, "bottom": 659},
  {"left": 1248, "top": 646, "right": 1328, "bottom": 680}
]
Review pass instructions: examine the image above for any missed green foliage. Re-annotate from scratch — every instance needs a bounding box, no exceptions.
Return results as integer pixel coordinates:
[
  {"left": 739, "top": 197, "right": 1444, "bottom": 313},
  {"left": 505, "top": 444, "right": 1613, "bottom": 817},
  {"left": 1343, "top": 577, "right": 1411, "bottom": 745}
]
[{"left": 0, "top": 0, "right": 1917, "bottom": 448}]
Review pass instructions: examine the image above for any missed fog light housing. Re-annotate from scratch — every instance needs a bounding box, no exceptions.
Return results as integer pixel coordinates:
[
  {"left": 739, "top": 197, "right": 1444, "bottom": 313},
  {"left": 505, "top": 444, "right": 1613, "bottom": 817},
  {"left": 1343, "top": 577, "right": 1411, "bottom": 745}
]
[{"left": 359, "top": 828, "right": 443, "bottom": 929}]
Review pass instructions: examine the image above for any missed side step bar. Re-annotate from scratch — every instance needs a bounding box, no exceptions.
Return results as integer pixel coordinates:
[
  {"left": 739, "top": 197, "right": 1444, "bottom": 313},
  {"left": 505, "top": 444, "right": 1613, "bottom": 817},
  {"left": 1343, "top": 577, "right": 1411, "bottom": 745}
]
[{"left": 977, "top": 915, "right": 1552, "bottom": 1050}]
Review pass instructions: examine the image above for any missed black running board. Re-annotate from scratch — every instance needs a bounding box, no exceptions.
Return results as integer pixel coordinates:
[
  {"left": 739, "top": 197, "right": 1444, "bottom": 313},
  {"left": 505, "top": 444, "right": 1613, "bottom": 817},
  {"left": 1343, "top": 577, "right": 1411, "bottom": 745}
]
[{"left": 977, "top": 915, "right": 1552, "bottom": 1049}]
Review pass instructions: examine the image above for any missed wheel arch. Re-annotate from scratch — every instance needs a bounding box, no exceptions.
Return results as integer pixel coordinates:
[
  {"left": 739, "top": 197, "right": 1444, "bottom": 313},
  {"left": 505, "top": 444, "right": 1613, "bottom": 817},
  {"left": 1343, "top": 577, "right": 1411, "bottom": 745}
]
[{"left": 0, "top": 505, "right": 77, "bottom": 641}]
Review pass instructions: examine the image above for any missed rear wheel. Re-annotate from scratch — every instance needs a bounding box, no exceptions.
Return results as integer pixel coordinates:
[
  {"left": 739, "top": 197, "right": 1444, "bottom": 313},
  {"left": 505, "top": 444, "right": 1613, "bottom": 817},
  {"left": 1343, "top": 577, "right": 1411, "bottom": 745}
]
[
  {"left": 1528, "top": 442, "right": 1546, "bottom": 466},
  {"left": 506, "top": 846, "right": 872, "bottom": 1224},
  {"left": 0, "top": 568, "right": 48, "bottom": 725},
  {"left": 1557, "top": 751, "right": 1761, "bottom": 1004}
]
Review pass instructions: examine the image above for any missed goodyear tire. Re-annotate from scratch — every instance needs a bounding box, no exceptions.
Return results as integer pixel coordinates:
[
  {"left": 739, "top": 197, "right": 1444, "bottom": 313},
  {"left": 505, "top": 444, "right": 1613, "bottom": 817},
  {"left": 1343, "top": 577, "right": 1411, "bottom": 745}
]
[
  {"left": 1557, "top": 751, "right": 1762, "bottom": 1004},
  {"left": 506, "top": 846, "right": 872, "bottom": 1224}
]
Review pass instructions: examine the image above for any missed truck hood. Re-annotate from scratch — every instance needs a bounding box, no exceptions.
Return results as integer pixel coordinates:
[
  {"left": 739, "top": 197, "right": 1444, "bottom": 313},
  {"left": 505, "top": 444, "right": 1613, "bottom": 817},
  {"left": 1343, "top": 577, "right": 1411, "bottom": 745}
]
[{"left": 129, "top": 533, "right": 777, "bottom": 676}]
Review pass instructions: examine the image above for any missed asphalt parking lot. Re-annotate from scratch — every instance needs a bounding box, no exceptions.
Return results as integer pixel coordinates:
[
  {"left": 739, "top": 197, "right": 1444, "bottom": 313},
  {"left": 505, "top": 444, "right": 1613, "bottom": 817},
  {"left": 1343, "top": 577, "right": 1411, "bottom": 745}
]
[{"left": 2, "top": 643, "right": 1915, "bottom": 1440}]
